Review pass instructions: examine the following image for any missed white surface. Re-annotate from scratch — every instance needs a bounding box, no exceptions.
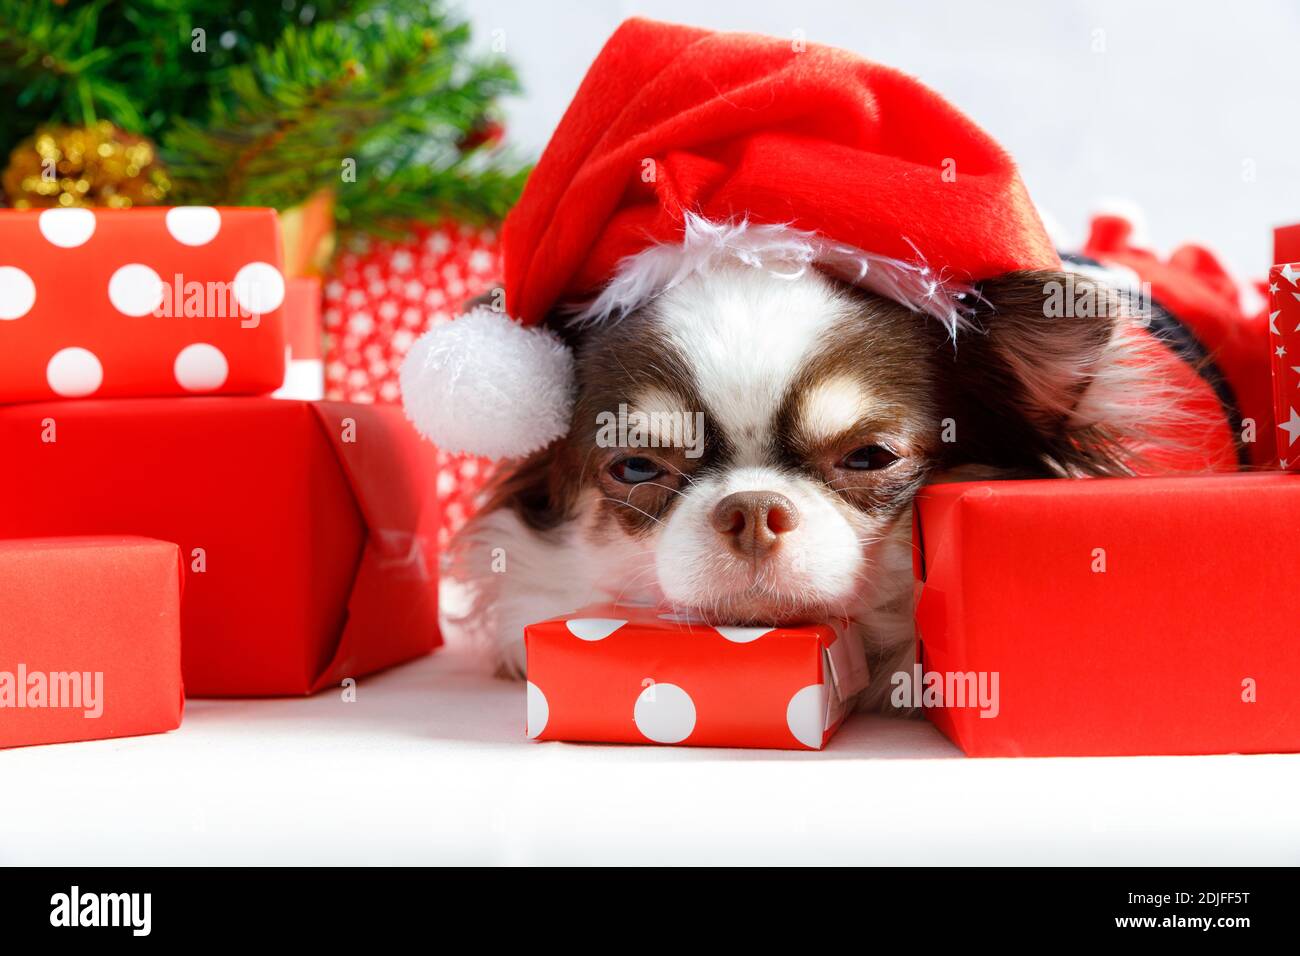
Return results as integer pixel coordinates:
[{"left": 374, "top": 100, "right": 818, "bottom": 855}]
[
  {"left": 462, "top": 0, "right": 1300, "bottom": 278},
  {"left": 3, "top": 649, "right": 1298, "bottom": 865}
]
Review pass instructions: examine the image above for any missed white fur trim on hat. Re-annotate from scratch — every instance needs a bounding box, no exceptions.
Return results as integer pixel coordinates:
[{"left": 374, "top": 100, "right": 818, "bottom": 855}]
[
  {"left": 399, "top": 307, "right": 575, "bottom": 459},
  {"left": 567, "top": 212, "right": 982, "bottom": 341}
]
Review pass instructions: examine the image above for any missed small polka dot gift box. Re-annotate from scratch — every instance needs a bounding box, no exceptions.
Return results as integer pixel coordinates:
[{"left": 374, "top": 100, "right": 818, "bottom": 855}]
[
  {"left": 1268, "top": 261, "right": 1300, "bottom": 471},
  {"left": 0, "top": 207, "right": 287, "bottom": 402},
  {"left": 524, "top": 604, "right": 870, "bottom": 750}
]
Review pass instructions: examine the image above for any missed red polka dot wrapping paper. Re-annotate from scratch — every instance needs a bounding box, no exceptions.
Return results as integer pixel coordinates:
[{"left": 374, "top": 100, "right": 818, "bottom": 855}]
[
  {"left": 0, "top": 207, "right": 287, "bottom": 401},
  {"left": 0, "top": 537, "right": 183, "bottom": 749},
  {"left": 524, "top": 604, "right": 870, "bottom": 750},
  {"left": 914, "top": 473, "right": 1300, "bottom": 757},
  {"left": 1268, "top": 263, "right": 1300, "bottom": 471},
  {"left": 322, "top": 222, "right": 502, "bottom": 549}
]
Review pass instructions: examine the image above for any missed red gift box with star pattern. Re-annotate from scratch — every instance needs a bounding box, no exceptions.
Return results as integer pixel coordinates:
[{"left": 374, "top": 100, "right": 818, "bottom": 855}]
[
  {"left": 0, "top": 207, "right": 286, "bottom": 402},
  {"left": 524, "top": 603, "right": 870, "bottom": 750},
  {"left": 1269, "top": 262, "right": 1300, "bottom": 470}
]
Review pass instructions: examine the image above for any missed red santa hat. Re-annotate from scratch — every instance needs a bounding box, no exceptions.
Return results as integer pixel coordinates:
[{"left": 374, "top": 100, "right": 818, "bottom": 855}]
[{"left": 402, "top": 17, "right": 1060, "bottom": 459}]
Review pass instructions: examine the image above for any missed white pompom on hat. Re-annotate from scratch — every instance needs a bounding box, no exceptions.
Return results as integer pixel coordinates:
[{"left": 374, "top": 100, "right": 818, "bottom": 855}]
[{"left": 399, "top": 307, "right": 575, "bottom": 460}]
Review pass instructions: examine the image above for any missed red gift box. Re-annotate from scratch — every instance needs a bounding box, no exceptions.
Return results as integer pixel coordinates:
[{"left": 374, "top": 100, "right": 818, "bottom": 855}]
[
  {"left": 0, "top": 536, "right": 183, "bottom": 749},
  {"left": 1269, "top": 262, "right": 1300, "bottom": 471},
  {"left": 913, "top": 473, "right": 1300, "bottom": 757},
  {"left": 0, "top": 207, "right": 286, "bottom": 401},
  {"left": 273, "top": 277, "right": 325, "bottom": 401},
  {"left": 524, "top": 604, "right": 869, "bottom": 750},
  {"left": 322, "top": 221, "right": 500, "bottom": 405},
  {"left": 321, "top": 222, "right": 500, "bottom": 549},
  {"left": 1276, "top": 224, "right": 1300, "bottom": 266},
  {"left": 0, "top": 398, "right": 440, "bottom": 696}
]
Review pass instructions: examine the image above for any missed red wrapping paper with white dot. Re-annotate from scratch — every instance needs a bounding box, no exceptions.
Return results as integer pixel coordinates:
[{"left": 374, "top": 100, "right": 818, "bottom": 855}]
[
  {"left": 0, "top": 207, "right": 286, "bottom": 401},
  {"left": 323, "top": 222, "right": 503, "bottom": 548},
  {"left": 524, "top": 604, "right": 870, "bottom": 750}
]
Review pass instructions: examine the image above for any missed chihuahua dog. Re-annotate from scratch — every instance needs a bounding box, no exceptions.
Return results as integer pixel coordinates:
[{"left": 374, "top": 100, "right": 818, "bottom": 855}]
[{"left": 440, "top": 217, "right": 1219, "bottom": 710}]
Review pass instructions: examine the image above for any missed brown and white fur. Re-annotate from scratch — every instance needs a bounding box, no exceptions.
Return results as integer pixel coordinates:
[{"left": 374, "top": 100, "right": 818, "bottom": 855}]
[{"left": 441, "top": 219, "right": 1192, "bottom": 711}]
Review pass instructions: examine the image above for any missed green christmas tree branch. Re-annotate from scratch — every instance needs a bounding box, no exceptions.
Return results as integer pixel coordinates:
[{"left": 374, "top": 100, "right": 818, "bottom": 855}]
[
  {"left": 0, "top": 0, "right": 530, "bottom": 229},
  {"left": 336, "top": 157, "right": 532, "bottom": 233},
  {"left": 0, "top": 0, "right": 144, "bottom": 141},
  {"left": 162, "top": 3, "right": 527, "bottom": 226}
]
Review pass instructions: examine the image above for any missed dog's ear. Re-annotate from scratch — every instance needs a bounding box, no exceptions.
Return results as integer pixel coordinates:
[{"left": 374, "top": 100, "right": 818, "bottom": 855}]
[
  {"left": 936, "top": 269, "right": 1135, "bottom": 476},
  {"left": 479, "top": 440, "right": 584, "bottom": 533},
  {"left": 977, "top": 270, "right": 1120, "bottom": 429}
]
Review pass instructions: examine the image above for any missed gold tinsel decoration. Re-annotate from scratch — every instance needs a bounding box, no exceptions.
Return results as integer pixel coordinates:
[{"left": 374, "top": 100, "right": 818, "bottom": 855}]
[{"left": 2, "top": 121, "right": 171, "bottom": 209}]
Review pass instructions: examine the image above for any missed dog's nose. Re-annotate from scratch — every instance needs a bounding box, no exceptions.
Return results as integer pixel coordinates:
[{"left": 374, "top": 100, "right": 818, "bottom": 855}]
[{"left": 710, "top": 491, "right": 800, "bottom": 560}]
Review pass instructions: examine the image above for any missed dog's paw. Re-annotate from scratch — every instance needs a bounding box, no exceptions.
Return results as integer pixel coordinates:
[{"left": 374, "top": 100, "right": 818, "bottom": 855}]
[{"left": 492, "top": 630, "right": 529, "bottom": 681}]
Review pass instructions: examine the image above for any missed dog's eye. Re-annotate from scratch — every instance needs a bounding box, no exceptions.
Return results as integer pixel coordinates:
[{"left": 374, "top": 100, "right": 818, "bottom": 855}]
[
  {"left": 609, "top": 456, "right": 664, "bottom": 484},
  {"left": 839, "top": 445, "right": 900, "bottom": 470}
]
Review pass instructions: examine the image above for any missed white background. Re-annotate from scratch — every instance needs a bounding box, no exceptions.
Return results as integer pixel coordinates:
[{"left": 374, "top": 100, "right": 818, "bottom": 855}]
[
  {"left": 462, "top": 0, "right": 1300, "bottom": 278},
  {"left": 6, "top": 651, "right": 1298, "bottom": 865}
]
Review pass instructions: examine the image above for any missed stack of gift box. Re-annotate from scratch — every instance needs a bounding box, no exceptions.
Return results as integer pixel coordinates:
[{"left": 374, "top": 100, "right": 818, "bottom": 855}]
[
  {"left": 5, "top": 208, "right": 1299, "bottom": 759},
  {"left": 0, "top": 207, "right": 442, "bottom": 748}
]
